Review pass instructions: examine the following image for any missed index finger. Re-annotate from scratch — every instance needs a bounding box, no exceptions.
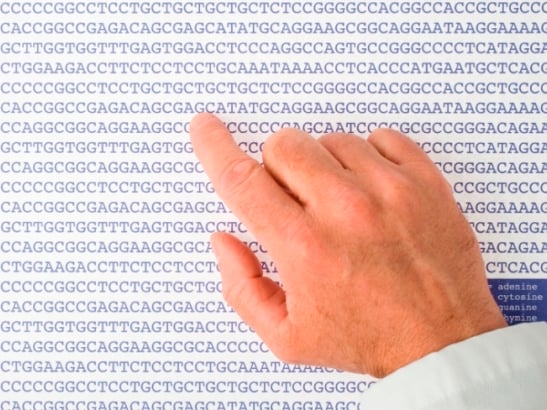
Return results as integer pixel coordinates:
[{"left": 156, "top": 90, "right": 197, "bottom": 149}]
[{"left": 189, "top": 113, "right": 306, "bottom": 252}]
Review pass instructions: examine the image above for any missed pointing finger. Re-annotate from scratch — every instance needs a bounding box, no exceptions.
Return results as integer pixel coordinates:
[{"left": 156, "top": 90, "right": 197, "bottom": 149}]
[{"left": 190, "top": 113, "right": 307, "bottom": 256}]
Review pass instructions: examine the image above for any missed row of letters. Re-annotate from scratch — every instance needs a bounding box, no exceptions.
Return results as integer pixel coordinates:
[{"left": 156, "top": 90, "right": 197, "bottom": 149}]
[
  {"left": 1, "top": 41, "right": 545, "bottom": 55},
  {"left": 0, "top": 401, "right": 361, "bottom": 410},
  {"left": 0, "top": 141, "right": 543, "bottom": 155},
  {"left": 2, "top": 21, "right": 546, "bottom": 35},
  {"left": 1, "top": 121, "right": 545, "bottom": 135},
  {"left": 1, "top": 1, "right": 545, "bottom": 15},
  {"left": 1, "top": 100, "right": 545, "bottom": 114}
]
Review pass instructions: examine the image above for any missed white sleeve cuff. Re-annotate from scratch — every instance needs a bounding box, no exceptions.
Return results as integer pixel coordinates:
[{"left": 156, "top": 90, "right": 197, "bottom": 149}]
[{"left": 363, "top": 322, "right": 547, "bottom": 410}]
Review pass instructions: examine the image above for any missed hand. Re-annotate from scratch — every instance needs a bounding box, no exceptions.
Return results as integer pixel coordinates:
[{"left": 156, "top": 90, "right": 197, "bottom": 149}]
[{"left": 189, "top": 113, "right": 507, "bottom": 377}]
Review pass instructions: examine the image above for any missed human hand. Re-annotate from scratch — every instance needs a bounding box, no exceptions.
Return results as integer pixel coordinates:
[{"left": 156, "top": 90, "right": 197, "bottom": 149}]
[{"left": 189, "top": 113, "right": 507, "bottom": 377}]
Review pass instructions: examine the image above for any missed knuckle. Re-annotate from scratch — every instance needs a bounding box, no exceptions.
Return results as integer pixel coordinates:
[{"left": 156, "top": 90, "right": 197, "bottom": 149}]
[
  {"left": 217, "top": 157, "right": 261, "bottom": 200},
  {"left": 264, "top": 128, "right": 307, "bottom": 162},
  {"left": 264, "top": 128, "right": 290, "bottom": 153},
  {"left": 220, "top": 282, "right": 240, "bottom": 308},
  {"left": 382, "top": 173, "right": 416, "bottom": 205},
  {"left": 367, "top": 127, "right": 395, "bottom": 144},
  {"left": 330, "top": 181, "right": 376, "bottom": 219},
  {"left": 376, "top": 173, "right": 423, "bottom": 222},
  {"left": 220, "top": 275, "right": 258, "bottom": 312},
  {"left": 318, "top": 132, "right": 347, "bottom": 147}
]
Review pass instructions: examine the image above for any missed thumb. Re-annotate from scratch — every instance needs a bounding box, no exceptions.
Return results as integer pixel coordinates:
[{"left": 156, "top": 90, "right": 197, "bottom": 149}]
[{"left": 211, "top": 232, "right": 291, "bottom": 346}]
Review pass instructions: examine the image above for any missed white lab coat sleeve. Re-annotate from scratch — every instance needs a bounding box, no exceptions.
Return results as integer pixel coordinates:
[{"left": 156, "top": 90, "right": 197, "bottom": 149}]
[{"left": 362, "top": 321, "right": 547, "bottom": 410}]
